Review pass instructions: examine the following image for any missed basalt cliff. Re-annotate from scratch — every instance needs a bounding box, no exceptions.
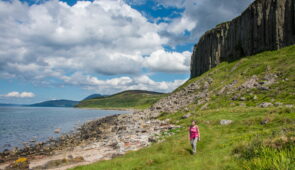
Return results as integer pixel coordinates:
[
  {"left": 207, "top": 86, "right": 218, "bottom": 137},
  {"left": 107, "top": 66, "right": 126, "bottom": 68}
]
[{"left": 190, "top": 0, "right": 295, "bottom": 78}]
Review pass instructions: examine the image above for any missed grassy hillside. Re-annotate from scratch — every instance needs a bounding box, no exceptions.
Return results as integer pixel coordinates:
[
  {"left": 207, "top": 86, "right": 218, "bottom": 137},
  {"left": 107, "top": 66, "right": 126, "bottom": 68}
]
[
  {"left": 76, "top": 90, "right": 165, "bottom": 109},
  {"left": 71, "top": 45, "right": 295, "bottom": 170},
  {"left": 30, "top": 100, "right": 79, "bottom": 107}
]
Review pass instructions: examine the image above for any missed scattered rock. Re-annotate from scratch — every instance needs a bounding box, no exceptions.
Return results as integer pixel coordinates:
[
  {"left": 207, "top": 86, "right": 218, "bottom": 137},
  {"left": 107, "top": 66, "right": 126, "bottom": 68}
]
[
  {"left": 54, "top": 128, "right": 61, "bottom": 134},
  {"left": 200, "top": 103, "right": 208, "bottom": 110},
  {"left": 260, "top": 119, "right": 269, "bottom": 125},
  {"left": 220, "top": 120, "right": 233, "bottom": 125},
  {"left": 259, "top": 102, "right": 273, "bottom": 108},
  {"left": 203, "top": 81, "right": 210, "bottom": 89},
  {"left": 285, "top": 104, "right": 293, "bottom": 108},
  {"left": 258, "top": 86, "right": 269, "bottom": 90},
  {"left": 232, "top": 95, "right": 240, "bottom": 101},
  {"left": 181, "top": 113, "right": 191, "bottom": 119},
  {"left": 274, "top": 102, "right": 283, "bottom": 107},
  {"left": 148, "top": 137, "right": 157, "bottom": 143},
  {"left": 240, "top": 75, "right": 259, "bottom": 89},
  {"left": 240, "top": 97, "right": 246, "bottom": 101}
]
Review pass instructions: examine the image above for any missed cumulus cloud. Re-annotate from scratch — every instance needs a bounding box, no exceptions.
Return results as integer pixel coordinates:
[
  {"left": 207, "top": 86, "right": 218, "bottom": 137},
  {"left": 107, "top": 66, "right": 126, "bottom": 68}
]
[
  {"left": 60, "top": 72, "right": 186, "bottom": 94},
  {"left": 0, "top": 0, "right": 167, "bottom": 80},
  {"left": 144, "top": 50, "right": 191, "bottom": 73},
  {"left": 0, "top": 0, "right": 253, "bottom": 95},
  {"left": 2, "top": 91, "right": 35, "bottom": 98},
  {"left": 155, "top": 0, "right": 254, "bottom": 46}
]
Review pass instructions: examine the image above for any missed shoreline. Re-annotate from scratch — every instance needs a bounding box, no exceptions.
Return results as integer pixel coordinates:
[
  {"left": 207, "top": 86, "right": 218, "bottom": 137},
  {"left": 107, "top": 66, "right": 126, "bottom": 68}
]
[
  {"left": 75, "top": 107, "right": 140, "bottom": 112},
  {"left": 0, "top": 108, "right": 129, "bottom": 153},
  {"left": 0, "top": 110, "right": 179, "bottom": 170}
]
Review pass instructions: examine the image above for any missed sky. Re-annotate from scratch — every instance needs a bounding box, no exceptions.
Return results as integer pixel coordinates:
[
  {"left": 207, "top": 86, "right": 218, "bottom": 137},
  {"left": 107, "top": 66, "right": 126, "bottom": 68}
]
[{"left": 0, "top": 0, "right": 253, "bottom": 104}]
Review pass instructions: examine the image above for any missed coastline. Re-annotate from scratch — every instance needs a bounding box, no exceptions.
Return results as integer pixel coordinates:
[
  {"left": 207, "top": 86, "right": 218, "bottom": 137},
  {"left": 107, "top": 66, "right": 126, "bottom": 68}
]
[
  {"left": 0, "top": 109, "right": 179, "bottom": 170},
  {"left": 75, "top": 107, "right": 140, "bottom": 112}
]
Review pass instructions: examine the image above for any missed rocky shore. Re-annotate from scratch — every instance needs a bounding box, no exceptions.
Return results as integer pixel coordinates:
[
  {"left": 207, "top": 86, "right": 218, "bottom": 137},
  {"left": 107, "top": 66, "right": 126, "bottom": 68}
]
[{"left": 0, "top": 111, "right": 180, "bottom": 170}]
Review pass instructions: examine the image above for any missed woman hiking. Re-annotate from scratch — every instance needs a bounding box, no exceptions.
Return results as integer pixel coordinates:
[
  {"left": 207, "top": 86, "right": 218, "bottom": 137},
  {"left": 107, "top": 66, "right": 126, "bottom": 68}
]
[{"left": 188, "top": 120, "right": 200, "bottom": 154}]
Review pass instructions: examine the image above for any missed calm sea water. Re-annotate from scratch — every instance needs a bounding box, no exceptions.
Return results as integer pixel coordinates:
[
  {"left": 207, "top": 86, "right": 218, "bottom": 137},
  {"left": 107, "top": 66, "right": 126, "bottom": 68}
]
[{"left": 0, "top": 106, "right": 128, "bottom": 151}]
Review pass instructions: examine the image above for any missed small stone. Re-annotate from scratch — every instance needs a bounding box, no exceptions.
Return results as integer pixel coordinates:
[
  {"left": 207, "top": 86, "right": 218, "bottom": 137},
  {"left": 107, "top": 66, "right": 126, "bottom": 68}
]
[
  {"left": 259, "top": 86, "right": 269, "bottom": 90},
  {"left": 285, "top": 104, "right": 293, "bottom": 108},
  {"left": 253, "top": 95, "right": 258, "bottom": 100},
  {"left": 148, "top": 137, "right": 157, "bottom": 143},
  {"left": 67, "top": 155, "right": 73, "bottom": 159},
  {"left": 232, "top": 95, "right": 239, "bottom": 101},
  {"left": 181, "top": 113, "right": 191, "bottom": 119},
  {"left": 203, "top": 81, "right": 210, "bottom": 89},
  {"left": 274, "top": 102, "right": 283, "bottom": 107},
  {"left": 54, "top": 128, "right": 61, "bottom": 134},
  {"left": 259, "top": 102, "right": 273, "bottom": 108},
  {"left": 220, "top": 120, "right": 233, "bottom": 125},
  {"left": 200, "top": 103, "right": 208, "bottom": 110},
  {"left": 260, "top": 119, "right": 269, "bottom": 125},
  {"left": 240, "top": 97, "right": 246, "bottom": 101}
]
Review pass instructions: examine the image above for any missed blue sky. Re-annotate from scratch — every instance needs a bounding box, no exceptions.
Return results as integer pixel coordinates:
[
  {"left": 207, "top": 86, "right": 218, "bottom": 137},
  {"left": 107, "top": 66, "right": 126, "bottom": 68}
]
[{"left": 0, "top": 0, "right": 253, "bottom": 104}]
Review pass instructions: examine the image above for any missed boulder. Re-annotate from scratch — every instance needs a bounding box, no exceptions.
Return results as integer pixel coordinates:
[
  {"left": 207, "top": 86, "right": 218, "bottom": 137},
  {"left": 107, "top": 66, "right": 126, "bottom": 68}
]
[
  {"left": 220, "top": 120, "right": 233, "bottom": 125},
  {"left": 259, "top": 102, "right": 273, "bottom": 108},
  {"left": 181, "top": 113, "right": 191, "bottom": 119},
  {"left": 260, "top": 119, "right": 269, "bottom": 125},
  {"left": 274, "top": 102, "right": 283, "bottom": 107},
  {"left": 54, "top": 128, "right": 61, "bottom": 134},
  {"left": 285, "top": 104, "right": 293, "bottom": 108}
]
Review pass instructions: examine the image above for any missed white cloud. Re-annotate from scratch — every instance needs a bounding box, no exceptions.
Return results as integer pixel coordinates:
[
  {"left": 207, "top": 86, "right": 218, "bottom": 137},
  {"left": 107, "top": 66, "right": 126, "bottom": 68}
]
[
  {"left": 2, "top": 91, "right": 35, "bottom": 98},
  {"left": 60, "top": 72, "right": 186, "bottom": 94},
  {"left": 0, "top": 0, "right": 169, "bottom": 81},
  {"left": 159, "top": 15, "right": 197, "bottom": 35},
  {"left": 155, "top": 0, "right": 254, "bottom": 46},
  {"left": 144, "top": 50, "right": 191, "bottom": 73},
  {"left": 2, "top": 0, "right": 252, "bottom": 95}
]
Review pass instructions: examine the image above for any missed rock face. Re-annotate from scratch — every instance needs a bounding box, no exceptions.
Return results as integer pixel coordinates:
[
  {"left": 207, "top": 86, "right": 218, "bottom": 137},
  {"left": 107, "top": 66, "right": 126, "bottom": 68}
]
[{"left": 191, "top": 0, "right": 295, "bottom": 78}]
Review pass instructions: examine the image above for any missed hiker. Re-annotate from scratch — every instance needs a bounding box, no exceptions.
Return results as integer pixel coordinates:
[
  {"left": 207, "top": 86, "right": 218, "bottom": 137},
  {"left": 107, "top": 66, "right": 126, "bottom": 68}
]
[{"left": 188, "top": 120, "right": 200, "bottom": 154}]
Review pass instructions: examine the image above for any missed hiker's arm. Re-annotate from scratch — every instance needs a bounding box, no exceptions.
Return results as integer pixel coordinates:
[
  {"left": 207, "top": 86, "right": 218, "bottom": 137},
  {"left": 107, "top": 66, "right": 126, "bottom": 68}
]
[{"left": 198, "top": 126, "right": 201, "bottom": 141}]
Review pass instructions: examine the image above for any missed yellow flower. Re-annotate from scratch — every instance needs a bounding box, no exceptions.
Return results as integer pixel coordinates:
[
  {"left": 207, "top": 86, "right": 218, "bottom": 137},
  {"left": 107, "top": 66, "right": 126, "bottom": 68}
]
[{"left": 15, "top": 157, "right": 27, "bottom": 163}]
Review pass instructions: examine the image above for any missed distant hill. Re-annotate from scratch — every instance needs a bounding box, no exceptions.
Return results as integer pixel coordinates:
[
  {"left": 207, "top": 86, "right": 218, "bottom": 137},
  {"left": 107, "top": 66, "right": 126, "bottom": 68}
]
[
  {"left": 76, "top": 90, "right": 165, "bottom": 109},
  {"left": 30, "top": 100, "right": 79, "bottom": 107},
  {"left": 83, "top": 94, "right": 105, "bottom": 100}
]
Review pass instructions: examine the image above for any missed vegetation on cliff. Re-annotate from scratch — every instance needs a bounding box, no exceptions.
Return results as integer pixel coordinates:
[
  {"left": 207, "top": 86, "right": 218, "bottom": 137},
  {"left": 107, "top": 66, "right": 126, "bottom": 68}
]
[
  {"left": 72, "top": 45, "right": 295, "bottom": 170},
  {"left": 76, "top": 90, "right": 165, "bottom": 109}
]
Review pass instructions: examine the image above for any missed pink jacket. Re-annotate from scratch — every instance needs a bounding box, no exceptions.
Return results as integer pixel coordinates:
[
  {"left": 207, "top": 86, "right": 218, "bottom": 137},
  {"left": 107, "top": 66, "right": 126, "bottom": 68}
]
[{"left": 189, "top": 126, "right": 199, "bottom": 140}]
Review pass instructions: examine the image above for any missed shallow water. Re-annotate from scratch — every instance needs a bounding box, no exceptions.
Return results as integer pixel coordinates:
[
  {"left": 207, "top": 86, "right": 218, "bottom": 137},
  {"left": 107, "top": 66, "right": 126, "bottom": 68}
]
[{"left": 0, "top": 106, "right": 128, "bottom": 151}]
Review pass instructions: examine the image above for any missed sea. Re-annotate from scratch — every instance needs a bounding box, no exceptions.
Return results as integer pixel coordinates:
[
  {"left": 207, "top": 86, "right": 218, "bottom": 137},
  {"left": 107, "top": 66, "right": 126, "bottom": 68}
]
[{"left": 0, "top": 106, "right": 128, "bottom": 152}]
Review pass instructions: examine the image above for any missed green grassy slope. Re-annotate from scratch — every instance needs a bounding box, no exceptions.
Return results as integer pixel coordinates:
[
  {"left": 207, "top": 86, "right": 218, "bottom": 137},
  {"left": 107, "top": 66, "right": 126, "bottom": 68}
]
[
  {"left": 71, "top": 45, "right": 295, "bottom": 170},
  {"left": 76, "top": 90, "right": 165, "bottom": 109}
]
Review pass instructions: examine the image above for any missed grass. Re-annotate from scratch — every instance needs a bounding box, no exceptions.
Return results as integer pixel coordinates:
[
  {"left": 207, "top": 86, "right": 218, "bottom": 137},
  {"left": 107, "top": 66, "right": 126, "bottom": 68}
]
[
  {"left": 71, "top": 45, "right": 295, "bottom": 170},
  {"left": 75, "top": 90, "right": 165, "bottom": 109}
]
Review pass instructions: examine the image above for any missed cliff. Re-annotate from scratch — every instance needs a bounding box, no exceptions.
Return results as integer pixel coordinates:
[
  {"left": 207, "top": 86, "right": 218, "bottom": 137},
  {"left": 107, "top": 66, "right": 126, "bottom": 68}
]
[{"left": 190, "top": 0, "right": 295, "bottom": 78}]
